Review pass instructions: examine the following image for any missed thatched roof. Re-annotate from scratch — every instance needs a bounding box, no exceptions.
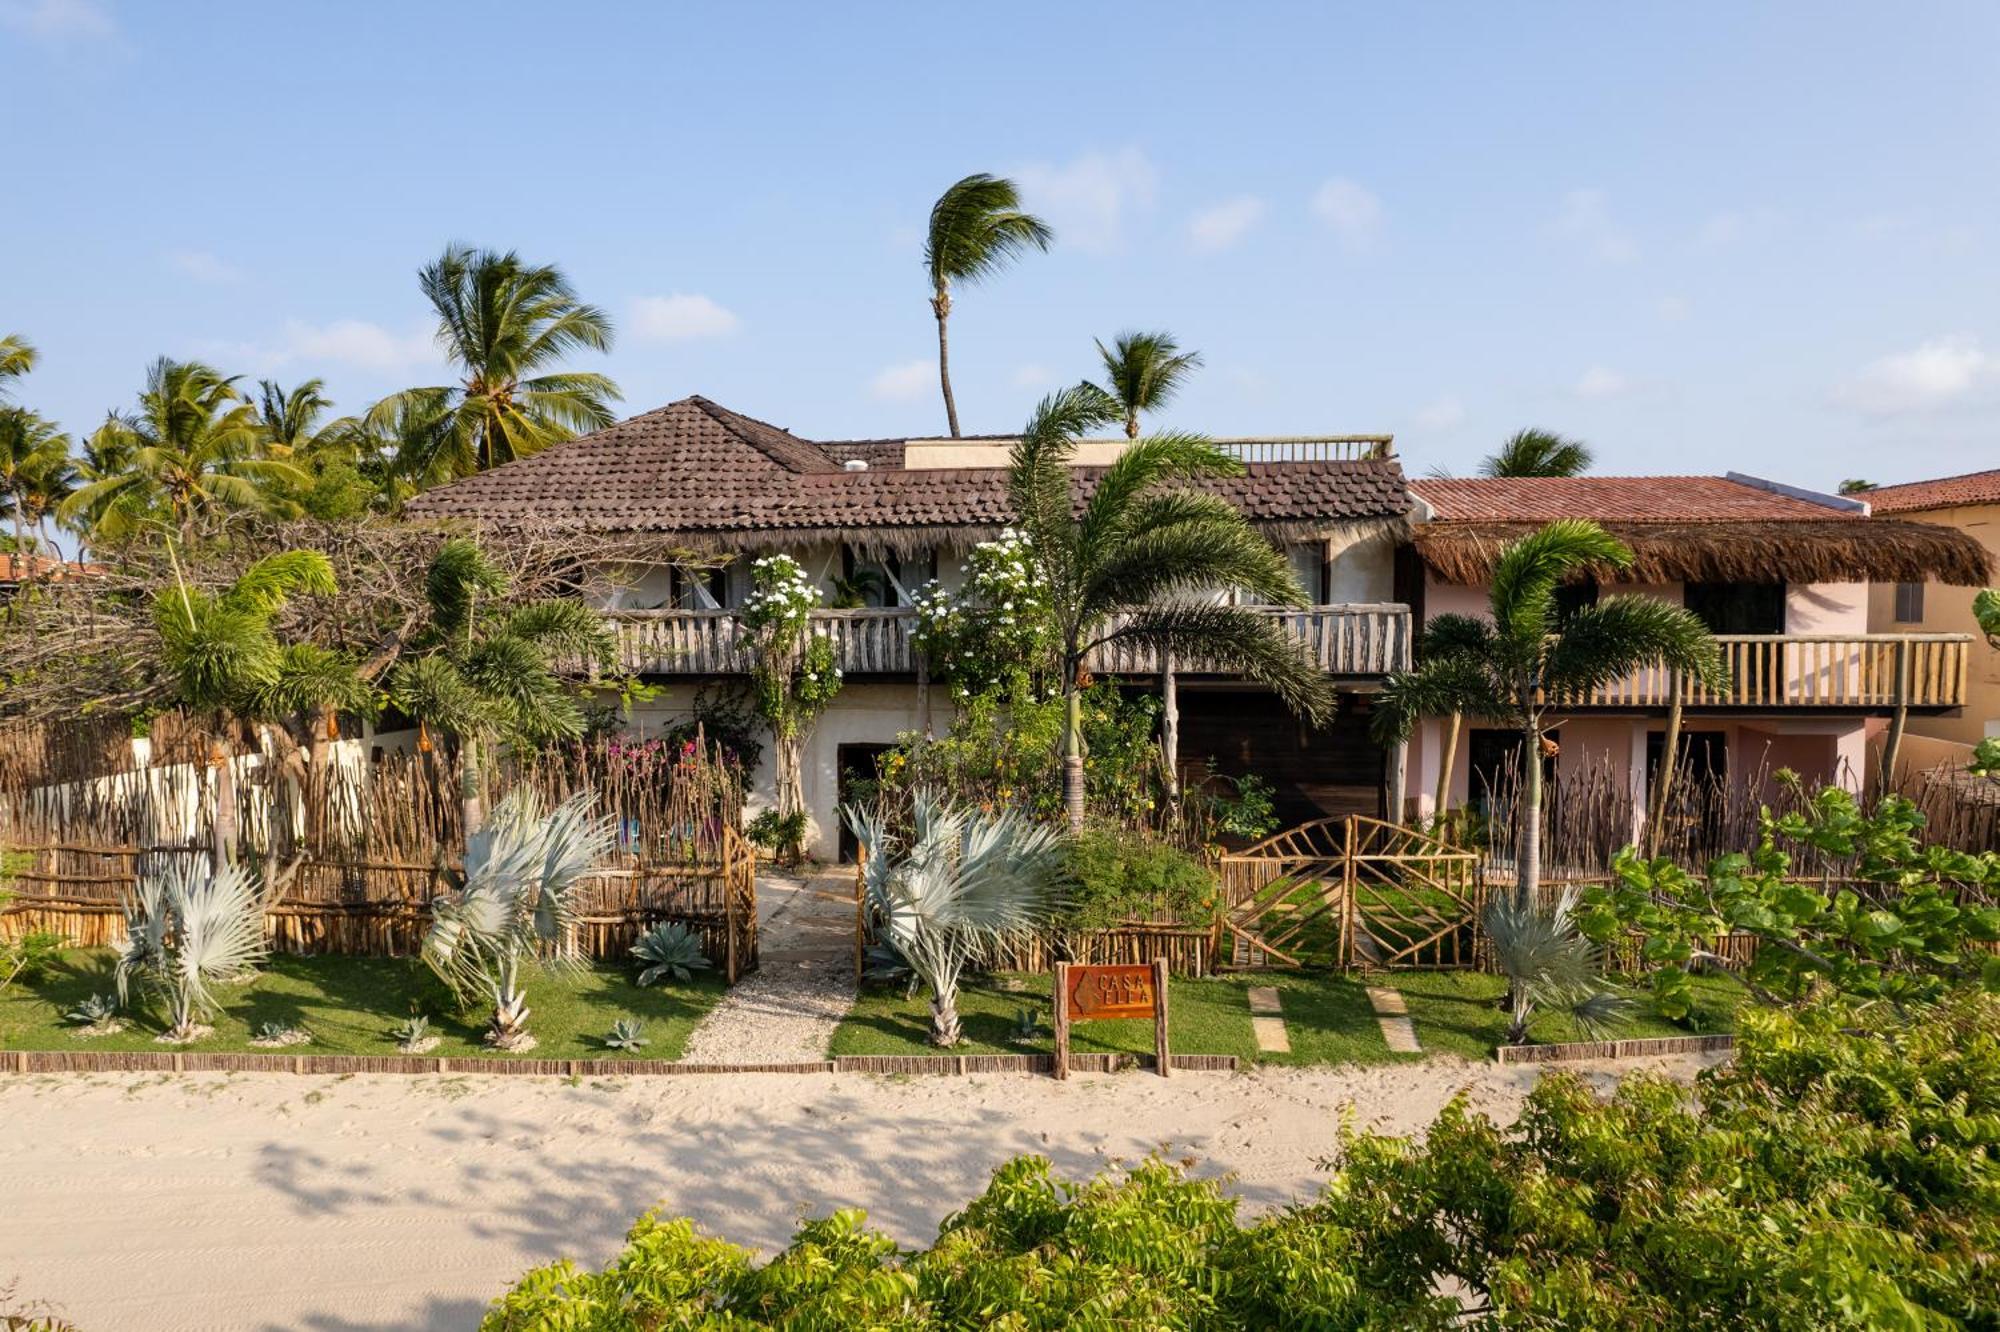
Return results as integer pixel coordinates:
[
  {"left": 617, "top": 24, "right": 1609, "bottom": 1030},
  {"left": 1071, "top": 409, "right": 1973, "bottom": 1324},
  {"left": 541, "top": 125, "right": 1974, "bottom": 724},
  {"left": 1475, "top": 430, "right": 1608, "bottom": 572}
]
[{"left": 1413, "top": 519, "right": 1994, "bottom": 587}]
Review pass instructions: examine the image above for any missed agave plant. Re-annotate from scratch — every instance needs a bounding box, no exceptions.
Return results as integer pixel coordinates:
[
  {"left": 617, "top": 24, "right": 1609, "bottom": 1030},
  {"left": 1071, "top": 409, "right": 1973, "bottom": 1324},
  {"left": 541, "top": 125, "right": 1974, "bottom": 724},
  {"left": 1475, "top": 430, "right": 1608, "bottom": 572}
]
[
  {"left": 845, "top": 793, "right": 1067, "bottom": 1047},
  {"left": 251, "top": 1020, "right": 307, "bottom": 1046},
  {"left": 422, "top": 790, "right": 614, "bottom": 1051},
  {"left": 630, "top": 921, "right": 711, "bottom": 986},
  {"left": 65, "top": 993, "right": 119, "bottom": 1028},
  {"left": 391, "top": 1014, "right": 436, "bottom": 1052},
  {"left": 1482, "top": 885, "right": 1632, "bottom": 1045},
  {"left": 603, "top": 1017, "right": 648, "bottom": 1051},
  {"left": 115, "top": 859, "right": 267, "bottom": 1041}
]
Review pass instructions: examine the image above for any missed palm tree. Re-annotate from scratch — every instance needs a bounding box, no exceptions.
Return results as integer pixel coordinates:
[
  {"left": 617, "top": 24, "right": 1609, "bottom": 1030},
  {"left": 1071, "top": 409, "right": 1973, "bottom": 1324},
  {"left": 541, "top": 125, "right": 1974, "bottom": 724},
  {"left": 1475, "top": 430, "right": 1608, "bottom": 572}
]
[
  {"left": 1375, "top": 520, "right": 1722, "bottom": 907},
  {"left": 846, "top": 794, "right": 1067, "bottom": 1047},
  {"left": 423, "top": 790, "right": 614, "bottom": 1050},
  {"left": 255, "top": 378, "right": 364, "bottom": 463},
  {"left": 152, "top": 548, "right": 344, "bottom": 865},
  {"left": 1481, "top": 884, "right": 1631, "bottom": 1044},
  {"left": 1092, "top": 331, "right": 1203, "bottom": 440},
  {"left": 1008, "top": 387, "right": 1334, "bottom": 830},
  {"left": 115, "top": 858, "right": 267, "bottom": 1041},
  {"left": 0, "top": 333, "right": 35, "bottom": 397},
  {"left": 924, "top": 175, "right": 1053, "bottom": 438},
  {"left": 1369, "top": 614, "right": 1493, "bottom": 830},
  {"left": 386, "top": 538, "right": 613, "bottom": 832},
  {"left": 0, "top": 408, "right": 70, "bottom": 570},
  {"left": 1480, "top": 428, "right": 1593, "bottom": 478},
  {"left": 60, "top": 358, "right": 306, "bottom": 545},
  {"left": 372, "top": 245, "right": 619, "bottom": 485}
]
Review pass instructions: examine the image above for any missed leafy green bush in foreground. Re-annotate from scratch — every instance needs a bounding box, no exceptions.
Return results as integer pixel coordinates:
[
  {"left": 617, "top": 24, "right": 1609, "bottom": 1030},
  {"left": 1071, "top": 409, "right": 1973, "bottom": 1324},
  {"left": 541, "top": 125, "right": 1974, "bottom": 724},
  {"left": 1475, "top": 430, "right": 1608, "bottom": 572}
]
[{"left": 483, "top": 991, "right": 2000, "bottom": 1330}]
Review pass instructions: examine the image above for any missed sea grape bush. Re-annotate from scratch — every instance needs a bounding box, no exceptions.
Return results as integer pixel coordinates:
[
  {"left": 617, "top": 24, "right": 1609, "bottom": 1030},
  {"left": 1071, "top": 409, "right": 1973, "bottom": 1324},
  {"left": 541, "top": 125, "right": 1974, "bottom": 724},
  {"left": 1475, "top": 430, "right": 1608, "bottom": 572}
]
[
  {"left": 1578, "top": 777, "right": 2000, "bottom": 1016},
  {"left": 484, "top": 991, "right": 2000, "bottom": 1329}
]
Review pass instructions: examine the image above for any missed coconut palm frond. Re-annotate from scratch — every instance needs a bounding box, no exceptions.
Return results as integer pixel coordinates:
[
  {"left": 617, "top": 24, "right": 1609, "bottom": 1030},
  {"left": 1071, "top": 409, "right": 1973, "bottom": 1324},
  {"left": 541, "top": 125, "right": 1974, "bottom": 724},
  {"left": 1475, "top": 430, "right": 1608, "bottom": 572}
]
[
  {"left": 1077, "top": 432, "right": 1240, "bottom": 552},
  {"left": 1106, "top": 602, "right": 1335, "bottom": 725},
  {"left": 924, "top": 174, "right": 1053, "bottom": 288},
  {"left": 425, "top": 537, "right": 511, "bottom": 640},
  {"left": 1418, "top": 613, "right": 1495, "bottom": 660},
  {"left": 253, "top": 643, "right": 373, "bottom": 721},
  {"left": 1087, "top": 512, "right": 1305, "bottom": 611},
  {"left": 1544, "top": 595, "right": 1728, "bottom": 699},
  {"left": 1372, "top": 654, "right": 1504, "bottom": 745},
  {"left": 1094, "top": 331, "right": 1204, "bottom": 437},
  {"left": 222, "top": 549, "right": 338, "bottom": 616},
  {"left": 1487, "top": 518, "right": 1634, "bottom": 648},
  {"left": 386, "top": 652, "right": 493, "bottom": 738},
  {"left": 1480, "top": 428, "right": 1594, "bottom": 478}
]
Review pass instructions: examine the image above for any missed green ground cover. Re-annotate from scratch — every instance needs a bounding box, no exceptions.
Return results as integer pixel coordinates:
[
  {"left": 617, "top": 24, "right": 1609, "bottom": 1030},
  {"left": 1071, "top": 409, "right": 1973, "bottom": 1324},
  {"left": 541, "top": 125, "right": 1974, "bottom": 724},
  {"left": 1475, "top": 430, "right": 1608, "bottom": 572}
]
[
  {"left": 0, "top": 950, "right": 727, "bottom": 1060},
  {"left": 832, "top": 968, "right": 1740, "bottom": 1064}
]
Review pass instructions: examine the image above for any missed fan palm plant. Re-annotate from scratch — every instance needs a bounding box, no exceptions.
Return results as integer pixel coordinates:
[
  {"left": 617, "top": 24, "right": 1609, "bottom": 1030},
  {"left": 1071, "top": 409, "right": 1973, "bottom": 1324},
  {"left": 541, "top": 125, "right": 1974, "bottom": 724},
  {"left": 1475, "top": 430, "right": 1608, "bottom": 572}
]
[
  {"left": 1480, "top": 428, "right": 1593, "bottom": 478},
  {"left": 1091, "top": 331, "right": 1203, "bottom": 440},
  {"left": 846, "top": 794, "right": 1067, "bottom": 1047},
  {"left": 924, "top": 174, "right": 1053, "bottom": 438},
  {"left": 371, "top": 245, "right": 619, "bottom": 485},
  {"left": 60, "top": 358, "right": 307, "bottom": 545},
  {"left": 1374, "top": 521, "right": 1723, "bottom": 906},
  {"left": 386, "top": 538, "right": 613, "bottom": 832},
  {"left": 1482, "top": 884, "right": 1631, "bottom": 1044},
  {"left": 1008, "top": 386, "right": 1334, "bottom": 829},
  {"left": 422, "top": 790, "right": 614, "bottom": 1050},
  {"left": 115, "top": 858, "right": 268, "bottom": 1041}
]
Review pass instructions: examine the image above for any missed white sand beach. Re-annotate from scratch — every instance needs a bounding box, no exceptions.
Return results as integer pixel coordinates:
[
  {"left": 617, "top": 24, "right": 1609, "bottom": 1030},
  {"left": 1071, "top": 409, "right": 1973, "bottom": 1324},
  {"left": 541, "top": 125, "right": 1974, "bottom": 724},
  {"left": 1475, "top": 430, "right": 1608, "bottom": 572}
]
[{"left": 0, "top": 1056, "right": 1714, "bottom": 1331}]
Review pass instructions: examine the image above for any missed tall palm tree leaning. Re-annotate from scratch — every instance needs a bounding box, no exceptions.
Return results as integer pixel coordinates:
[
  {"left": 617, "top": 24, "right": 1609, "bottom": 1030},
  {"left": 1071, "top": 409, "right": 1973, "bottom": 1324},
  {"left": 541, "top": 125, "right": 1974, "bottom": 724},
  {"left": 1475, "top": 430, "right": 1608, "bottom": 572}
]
[
  {"left": 1091, "top": 331, "right": 1203, "bottom": 440},
  {"left": 1374, "top": 520, "right": 1723, "bottom": 906},
  {"left": 371, "top": 245, "right": 620, "bottom": 486},
  {"left": 1008, "top": 386, "right": 1334, "bottom": 830},
  {"left": 924, "top": 174, "right": 1053, "bottom": 438},
  {"left": 1480, "top": 427, "right": 1593, "bottom": 478},
  {"left": 60, "top": 358, "right": 306, "bottom": 546},
  {"left": 0, "top": 409, "right": 71, "bottom": 567}
]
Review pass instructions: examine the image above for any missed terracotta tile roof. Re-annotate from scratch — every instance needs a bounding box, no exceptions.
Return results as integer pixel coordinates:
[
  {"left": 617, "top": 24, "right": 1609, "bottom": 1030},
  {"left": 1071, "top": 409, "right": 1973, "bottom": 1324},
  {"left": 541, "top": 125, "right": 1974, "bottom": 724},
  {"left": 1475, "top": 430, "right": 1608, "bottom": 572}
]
[
  {"left": 1865, "top": 468, "right": 2000, "bottom": 514},
  {"left": 0, "top": 553, "right": 101, "bottom": 582},
  {"left": 405, "top": 395, "right": 1412, "bottom": 549},
  {"left": 1410, "top": 475, "right": 1850, "bottom": 523}
]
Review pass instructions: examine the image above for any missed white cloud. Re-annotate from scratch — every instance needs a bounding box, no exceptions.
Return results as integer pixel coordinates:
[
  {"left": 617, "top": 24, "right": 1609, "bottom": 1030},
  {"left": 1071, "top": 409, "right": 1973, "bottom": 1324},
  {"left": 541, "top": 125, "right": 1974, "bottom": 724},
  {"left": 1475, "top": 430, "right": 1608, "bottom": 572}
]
[
  {"left": 630, "top": 292, "right": 740, "bottom": 341},
  {"left": 1656, "top": 294, "right": 1692, "bottom": 322},
  {"left": 203, "top": 319, "right": 442, "bottom": 379},
  {"left": 869, "top": 359, "right": 933, "bottom": 402},
  {"left": 1574, "top": 366, "right": 1636, "bottom": 399},
  {"left": 1413, "top": 396, "right": 1466, "bottom": 431},
  {"left": 166, "top": 249, "right": 243, "bottom": 285},
  {"left": 1310, "top": 178, "right": 1384, "bottom": 251},
  {"left": 1011, "top": 363, "right": 1056, "bottom": 389},
  {"left": 0, "top": 0, "right": 116, "bottom": 43},
  {"left": 1834, "top": 335, "right": 1997, "bottom": 416},
  {"left": 1015, "top": 148, "right": 1159, "bottom": 252},
  {"left": 1188, "top": 195, "right": 1266, "bottom": 252},
  {"left": 1551, "top": 188, "right": 1636, "bottom": 264}
]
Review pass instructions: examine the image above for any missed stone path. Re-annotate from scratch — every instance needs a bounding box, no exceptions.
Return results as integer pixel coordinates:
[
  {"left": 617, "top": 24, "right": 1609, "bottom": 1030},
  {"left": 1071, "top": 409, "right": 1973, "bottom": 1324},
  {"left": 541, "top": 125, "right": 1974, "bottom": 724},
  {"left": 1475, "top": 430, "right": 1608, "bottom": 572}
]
[
  {"left": 1247, "top": 985, "right": 1291, "bottom": 1054},
  {"left": 678, "top": 868, "right": 859, "bottom": 1064},
  {"left": 1365, "top": 985, "right": 1423, "bottom": 1053}
]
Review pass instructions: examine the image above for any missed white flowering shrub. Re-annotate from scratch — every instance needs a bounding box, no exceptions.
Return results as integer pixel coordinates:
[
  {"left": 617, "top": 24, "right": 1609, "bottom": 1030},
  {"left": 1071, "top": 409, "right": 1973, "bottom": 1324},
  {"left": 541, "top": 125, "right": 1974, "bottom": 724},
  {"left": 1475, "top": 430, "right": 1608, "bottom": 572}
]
[
  {"left": 742, "top": 554, "right": 843, "bottom": 861},
  {"left": 912, "top": 532, "right": 1058, "bottom": 699},
  {"left": 741, "top": 555, "right": 819, "bottom": 635}
]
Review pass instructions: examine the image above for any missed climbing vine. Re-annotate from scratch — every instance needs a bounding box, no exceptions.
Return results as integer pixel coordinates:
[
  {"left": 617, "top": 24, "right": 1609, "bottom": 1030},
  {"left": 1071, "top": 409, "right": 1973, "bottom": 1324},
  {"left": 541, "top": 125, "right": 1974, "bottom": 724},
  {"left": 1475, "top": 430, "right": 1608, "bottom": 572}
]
[{"left": 741, "top": 555, "right": 842, "bottom": 860}]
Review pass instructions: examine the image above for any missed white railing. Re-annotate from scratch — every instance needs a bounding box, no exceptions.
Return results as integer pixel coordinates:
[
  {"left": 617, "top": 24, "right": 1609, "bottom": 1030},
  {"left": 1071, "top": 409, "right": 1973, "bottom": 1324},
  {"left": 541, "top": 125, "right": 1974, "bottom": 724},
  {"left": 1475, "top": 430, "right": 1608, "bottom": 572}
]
[
  {"left": 1210, "top": 436, "right": 1394, "bottom": 463},
  {"left": 604, "top": 605, "right": 1412, "bottom": 678}
]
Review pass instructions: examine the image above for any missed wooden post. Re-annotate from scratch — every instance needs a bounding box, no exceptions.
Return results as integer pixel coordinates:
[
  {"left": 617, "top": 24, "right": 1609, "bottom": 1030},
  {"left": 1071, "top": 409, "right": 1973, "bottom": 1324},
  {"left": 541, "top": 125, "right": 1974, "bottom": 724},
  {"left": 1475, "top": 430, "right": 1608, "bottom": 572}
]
[
  {"left": 1645, "top": 670, "right": 1684, "bottom": 859},
  {"left": 1433, "top": 711, "right": 1462, "bottom": 827},
  {"left": 1385, "top": 734, "right": 1407, "bottom": 824},
  {"left": 916, "top": 650, "right": 933, "bottom": 739},
  {"left": 1052, "top": 961, "right": 1071, "bottom": 1080},
  {"left": 1152, "top": 957, "right": 1171, "bottom": 1077},
  {"left": 1880, "top": 638, "right": 1912, "bottom": 794},
  {"left": 724, "top": 851, "right": 739, "bottom": 985},
  {"left": 1161, "top": 650, "right": 1180, "bottom": 799}
]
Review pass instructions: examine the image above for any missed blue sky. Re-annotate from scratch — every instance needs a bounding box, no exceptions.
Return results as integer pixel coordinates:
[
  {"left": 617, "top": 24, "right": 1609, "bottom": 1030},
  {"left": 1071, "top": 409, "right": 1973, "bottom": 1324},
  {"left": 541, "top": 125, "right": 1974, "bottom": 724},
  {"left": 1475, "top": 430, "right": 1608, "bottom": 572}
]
[{"left": 3, "top": 1, "right": 1997, "bottom": 492}]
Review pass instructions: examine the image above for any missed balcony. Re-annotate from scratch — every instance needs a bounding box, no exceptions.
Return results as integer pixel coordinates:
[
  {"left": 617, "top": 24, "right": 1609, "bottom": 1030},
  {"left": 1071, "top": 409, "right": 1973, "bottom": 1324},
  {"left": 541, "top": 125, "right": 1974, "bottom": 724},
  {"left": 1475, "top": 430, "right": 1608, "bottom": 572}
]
[
  {"left": 1575, "top": 633, "right": 1973, "bottom": 711},
  {"left": 603, "top": 604, "right": 1412, "bottom": 679}
]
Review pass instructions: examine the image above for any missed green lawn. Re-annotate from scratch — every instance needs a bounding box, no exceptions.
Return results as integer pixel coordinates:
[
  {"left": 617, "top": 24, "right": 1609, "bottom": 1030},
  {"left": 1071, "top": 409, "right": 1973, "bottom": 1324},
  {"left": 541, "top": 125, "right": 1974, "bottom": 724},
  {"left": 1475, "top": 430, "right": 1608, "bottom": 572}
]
[
  {"left": 833, "top": 968, "right": 1740, "bottom": 1065},
  {"left": 0, "top": 950, "right": 728, "bottom": 1060},
  {"left": 1392, "top": 970, "right": 1743, "bottom": 1061},
  {"left": 832, "top": 970, "right": 1399, "bottom": 1066}
]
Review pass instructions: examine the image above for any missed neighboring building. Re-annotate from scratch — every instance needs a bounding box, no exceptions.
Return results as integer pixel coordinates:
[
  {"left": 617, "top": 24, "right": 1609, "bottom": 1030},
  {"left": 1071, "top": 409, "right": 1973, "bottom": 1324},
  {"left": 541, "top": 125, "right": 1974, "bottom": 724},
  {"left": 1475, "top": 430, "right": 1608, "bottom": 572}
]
[
  {"left": 407, "top": 396, "right": 1417, "bottom": 856},
  {"left": 1396, "top": 473, "right": 1991, "bottom": 830},
  {"left": 0, "top": 552, "right": 102, "bottom": 603},
  {"left": 1864, "top": 467, "right": 2000, "bottom": 749}
]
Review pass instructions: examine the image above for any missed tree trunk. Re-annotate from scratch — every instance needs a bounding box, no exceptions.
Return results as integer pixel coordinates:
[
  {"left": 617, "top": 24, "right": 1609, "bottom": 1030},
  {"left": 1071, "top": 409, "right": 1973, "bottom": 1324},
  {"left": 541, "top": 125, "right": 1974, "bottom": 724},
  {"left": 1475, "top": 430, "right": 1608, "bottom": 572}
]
[
  {"left": 210, "top": 722, "right": 238, "bottom": 869},
  {"left": 929, "top": 988, "right": 963, "bottom": 1048},
  {"left": 10, "top": 509, "right": 28, "bottom": 599},
  {"left": 1645, "top": 679, "right": 1684, "bottom": 859},
  {"left": 1517, "top": 723, "right": 1543, "bottom": 911},
  {"left": 933, "top": 290, "right": 960, "bottom": 439},
  {"left": 1433, "top": 710, "right": 1463, "bottom": 828},
  {"left": 1125, "top": 411, "right": 1139, "bottom": 440},
  {"left": 460, "top": 733, "right": 485, "bottom": 837},
  {"left": 1161, "top": 651, "right": 1179, "bottom": 800},
  {"left": 1062, "top": 687, "right": 1086, "bottom": 831}
]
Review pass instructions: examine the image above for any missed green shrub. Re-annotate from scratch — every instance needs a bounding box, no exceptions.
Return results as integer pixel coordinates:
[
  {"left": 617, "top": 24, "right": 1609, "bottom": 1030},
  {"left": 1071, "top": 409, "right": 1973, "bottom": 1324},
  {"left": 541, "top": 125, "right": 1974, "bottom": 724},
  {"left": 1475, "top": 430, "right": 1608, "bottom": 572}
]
[
  {"left": 1058, "top": 826, "right": 1216, "bottom": 931},
  {"left": 483, "top": 990, "right": 2000, "bottom": 1329}
]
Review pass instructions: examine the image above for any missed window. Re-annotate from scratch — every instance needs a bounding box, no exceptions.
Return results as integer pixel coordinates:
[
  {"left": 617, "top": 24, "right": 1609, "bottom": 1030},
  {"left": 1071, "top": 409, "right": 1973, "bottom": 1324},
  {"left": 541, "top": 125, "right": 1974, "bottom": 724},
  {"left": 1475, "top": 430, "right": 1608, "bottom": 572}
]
[
  {"left": 1684, "top": 581, "right": 1786, "bottom": 634},
  {"left": 669, "top": 566, "right": 728, "bottom": 610},
  {"left": 839, "top": 546, "right": 935, "bottom": 608},
  {"left": 1553, "top": 580, "right": 1599, "bottom": 624},
  {"left": 1894, "top": 581, "right": 1925, "bottom": 624},
  {"left": 1465, "top": 727, "right": 1559, "bottom": 817}
]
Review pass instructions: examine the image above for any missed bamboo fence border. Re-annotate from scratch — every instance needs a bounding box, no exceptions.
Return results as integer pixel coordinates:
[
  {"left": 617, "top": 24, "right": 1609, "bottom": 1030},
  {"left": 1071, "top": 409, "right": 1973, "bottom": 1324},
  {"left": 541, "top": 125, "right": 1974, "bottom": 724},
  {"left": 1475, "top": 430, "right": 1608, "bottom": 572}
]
[{"left": 0, "top": 1049, "right": 1238, "bottom": 1077}]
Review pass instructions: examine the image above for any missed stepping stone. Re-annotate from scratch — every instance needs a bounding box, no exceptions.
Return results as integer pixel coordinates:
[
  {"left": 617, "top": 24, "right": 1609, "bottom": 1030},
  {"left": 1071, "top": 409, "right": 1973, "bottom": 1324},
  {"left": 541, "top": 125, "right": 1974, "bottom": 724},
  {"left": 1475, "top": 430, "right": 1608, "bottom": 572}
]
[
  {"left": 1246, "top": 986, "right": 1284, "bottom": 1015},
  {"left": 1251, "top": 1015, "right": 1291, "bottom": 1053},
  {"left": 1365, "top": 985, "right": 1422, "bottom": 1054}
]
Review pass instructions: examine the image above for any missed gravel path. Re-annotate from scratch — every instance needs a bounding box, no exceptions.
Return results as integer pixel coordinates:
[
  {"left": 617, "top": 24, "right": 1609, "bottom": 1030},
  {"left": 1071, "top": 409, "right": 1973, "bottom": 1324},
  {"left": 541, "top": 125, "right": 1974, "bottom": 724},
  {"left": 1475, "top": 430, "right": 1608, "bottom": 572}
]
[{"left": 678, "top": 869, "right": 857, "bottom": 1064}]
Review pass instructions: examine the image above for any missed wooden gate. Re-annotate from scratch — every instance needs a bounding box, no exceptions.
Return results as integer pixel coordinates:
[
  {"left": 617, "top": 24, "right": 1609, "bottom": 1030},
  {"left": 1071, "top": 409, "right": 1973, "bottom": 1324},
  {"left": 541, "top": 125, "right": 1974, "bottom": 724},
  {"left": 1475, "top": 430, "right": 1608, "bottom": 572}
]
[{"left": 1216, "top": 815, "right": 1483, "bottom": 970}]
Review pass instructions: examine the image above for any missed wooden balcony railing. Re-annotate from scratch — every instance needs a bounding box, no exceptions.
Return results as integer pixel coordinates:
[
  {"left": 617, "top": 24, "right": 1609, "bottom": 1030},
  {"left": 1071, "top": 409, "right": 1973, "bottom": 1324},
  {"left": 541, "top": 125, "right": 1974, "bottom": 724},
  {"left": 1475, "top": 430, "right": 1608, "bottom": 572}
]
[
  {"left": 1575, "top": 634, "right": 1972, "bottom": 710},
  {"left": 604, "top": 605, "right": 1411, "bottom": 678}
]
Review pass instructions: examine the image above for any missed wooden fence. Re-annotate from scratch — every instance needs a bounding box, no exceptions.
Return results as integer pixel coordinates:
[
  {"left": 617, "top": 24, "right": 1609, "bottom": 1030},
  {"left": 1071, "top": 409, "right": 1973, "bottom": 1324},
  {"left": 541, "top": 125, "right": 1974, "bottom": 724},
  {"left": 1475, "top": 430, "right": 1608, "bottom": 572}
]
[{"left": 0, "top": 722, "right": 760, "bottom": 979}]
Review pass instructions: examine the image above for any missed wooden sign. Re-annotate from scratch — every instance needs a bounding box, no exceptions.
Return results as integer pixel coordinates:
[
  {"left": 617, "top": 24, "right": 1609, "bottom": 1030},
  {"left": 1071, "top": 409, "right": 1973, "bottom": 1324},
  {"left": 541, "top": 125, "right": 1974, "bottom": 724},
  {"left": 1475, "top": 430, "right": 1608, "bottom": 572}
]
[{"left": 1052, "top": 959, "right": 1170, "bottom": 1079}]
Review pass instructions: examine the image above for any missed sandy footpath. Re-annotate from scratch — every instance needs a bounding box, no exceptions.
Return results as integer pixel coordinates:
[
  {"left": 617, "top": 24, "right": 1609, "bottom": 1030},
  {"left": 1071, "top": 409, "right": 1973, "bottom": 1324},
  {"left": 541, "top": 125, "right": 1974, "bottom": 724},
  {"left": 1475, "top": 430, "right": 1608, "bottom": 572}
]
[{"left": 0, "top": 1056, "right": 1711, "bottom": 1331}]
